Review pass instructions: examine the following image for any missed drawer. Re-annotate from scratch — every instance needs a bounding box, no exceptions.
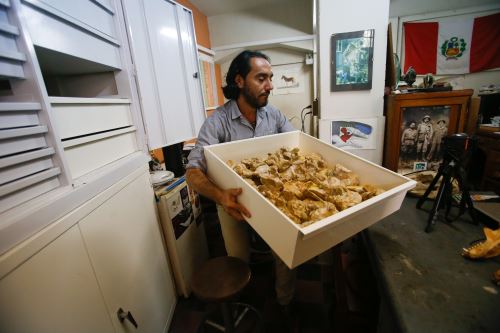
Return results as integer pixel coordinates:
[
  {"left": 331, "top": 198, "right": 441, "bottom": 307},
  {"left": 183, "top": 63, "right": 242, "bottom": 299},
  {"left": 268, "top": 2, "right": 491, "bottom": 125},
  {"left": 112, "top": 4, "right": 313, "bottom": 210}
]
[
  {"left": 205, "top": 132, "right": 416, "bottom": 268},
  {"left": 63, "top": 128, "right": 137, "bottom": 179},
  {"left": 49, "top": 97, "right": 133, "bottom": 139},
  {"left": 22, "top": 3, "right": 121, "bottom": 69}
]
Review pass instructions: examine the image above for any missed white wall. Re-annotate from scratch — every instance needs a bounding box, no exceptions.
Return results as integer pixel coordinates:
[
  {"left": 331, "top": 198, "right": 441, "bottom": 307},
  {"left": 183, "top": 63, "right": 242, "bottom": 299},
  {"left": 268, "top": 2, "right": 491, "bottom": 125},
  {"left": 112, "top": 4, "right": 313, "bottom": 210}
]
[
  {"left": 208, "top": 0, "right": 313, "bottom": 48},
  {"left": 390, "top": 0, "right": 500, "bottom": 96},
  {"left": 219, "top": 47, "right": 314, "bottom": 134},
  {"left": 208, "top": 0, "right": 314, "bottom": 133},
  {"left": 317, "top": 0, "right": 390, "bottom": 164},
  {"left": 389, "top": 0, "right": 499, "bottom": 17}
]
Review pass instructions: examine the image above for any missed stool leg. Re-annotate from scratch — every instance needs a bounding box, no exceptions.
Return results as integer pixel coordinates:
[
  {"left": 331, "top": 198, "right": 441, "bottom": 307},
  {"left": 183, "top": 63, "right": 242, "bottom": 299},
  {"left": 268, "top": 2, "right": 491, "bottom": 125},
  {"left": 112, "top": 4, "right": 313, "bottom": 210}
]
[{"left": 221, "top": 302, "right": 234, "bottom": 333}]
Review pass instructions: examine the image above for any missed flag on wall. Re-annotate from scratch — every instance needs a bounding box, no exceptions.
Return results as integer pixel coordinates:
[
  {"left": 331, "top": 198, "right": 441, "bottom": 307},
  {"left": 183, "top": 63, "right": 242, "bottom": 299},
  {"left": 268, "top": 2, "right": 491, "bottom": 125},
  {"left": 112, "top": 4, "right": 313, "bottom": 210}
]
[{"left": 403, "top": 12, "right": 500, "bottom": 75}]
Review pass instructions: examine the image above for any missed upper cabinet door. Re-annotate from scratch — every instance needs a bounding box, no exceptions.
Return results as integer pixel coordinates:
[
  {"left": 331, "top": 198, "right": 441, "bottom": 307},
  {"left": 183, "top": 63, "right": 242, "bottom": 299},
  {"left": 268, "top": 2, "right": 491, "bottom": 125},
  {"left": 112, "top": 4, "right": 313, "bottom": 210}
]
[
  {"left": 176, "top": 6, "right": 206, "bottom": 137},
  {"left": 122, "top": 0, "right": 206, "bottom": 149}
]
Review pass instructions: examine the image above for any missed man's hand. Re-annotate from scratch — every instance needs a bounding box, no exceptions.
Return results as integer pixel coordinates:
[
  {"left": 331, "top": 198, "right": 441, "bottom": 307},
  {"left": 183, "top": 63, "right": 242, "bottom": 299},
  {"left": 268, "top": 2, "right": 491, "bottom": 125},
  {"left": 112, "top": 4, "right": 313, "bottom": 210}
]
[
  {"left": 185, "top": 168, "right": 251, "bottom": 221},
  {"left": 219, "top": 188, "right": 251, "bottom": 221}
]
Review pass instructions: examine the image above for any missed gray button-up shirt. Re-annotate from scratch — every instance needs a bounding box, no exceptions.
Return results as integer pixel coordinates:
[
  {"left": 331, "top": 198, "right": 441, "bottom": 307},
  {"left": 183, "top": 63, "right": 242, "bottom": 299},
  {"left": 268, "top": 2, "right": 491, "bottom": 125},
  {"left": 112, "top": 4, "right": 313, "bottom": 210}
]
[{"left": 186, "top": 100, "right": 296, "bottom": 173}]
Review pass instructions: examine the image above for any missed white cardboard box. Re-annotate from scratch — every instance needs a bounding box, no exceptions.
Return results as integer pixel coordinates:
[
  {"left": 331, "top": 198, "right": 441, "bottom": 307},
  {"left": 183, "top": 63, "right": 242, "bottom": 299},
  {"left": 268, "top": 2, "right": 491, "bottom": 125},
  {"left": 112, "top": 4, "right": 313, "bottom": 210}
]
[{"left": 204, "top": 131, "right": 416, "bottom": 268}]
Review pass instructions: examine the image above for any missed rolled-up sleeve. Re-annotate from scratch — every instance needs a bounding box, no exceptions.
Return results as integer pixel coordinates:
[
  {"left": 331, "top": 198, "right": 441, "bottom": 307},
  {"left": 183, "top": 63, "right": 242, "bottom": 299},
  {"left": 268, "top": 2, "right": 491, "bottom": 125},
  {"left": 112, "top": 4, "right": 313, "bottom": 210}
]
[{"left": 185, "top": 115, "right": 221, "bottom": 173}]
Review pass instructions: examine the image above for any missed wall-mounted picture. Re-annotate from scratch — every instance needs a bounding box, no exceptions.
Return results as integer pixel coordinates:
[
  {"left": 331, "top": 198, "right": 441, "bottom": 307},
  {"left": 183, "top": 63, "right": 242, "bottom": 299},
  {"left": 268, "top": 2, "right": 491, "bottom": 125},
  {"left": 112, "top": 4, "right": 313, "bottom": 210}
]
[
  {"left": 331, "top": 29, "right": 374, "bottom": 91},
  {"left": 272, "top": 66, "right": 304, "bottom": 95},
  {"left": 330, "top": 118, "right": 377, "bottom": 149},
  {"left": 398, "top": 106, "right": 451, "bottom": 174}
]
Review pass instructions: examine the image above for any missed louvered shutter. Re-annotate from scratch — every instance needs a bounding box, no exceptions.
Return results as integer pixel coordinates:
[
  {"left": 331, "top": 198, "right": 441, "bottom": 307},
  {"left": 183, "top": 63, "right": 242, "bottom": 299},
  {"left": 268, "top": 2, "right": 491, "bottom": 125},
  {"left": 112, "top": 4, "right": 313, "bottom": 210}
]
[{"left": 0, "top": 103, "right": 61, "bottom": 213}]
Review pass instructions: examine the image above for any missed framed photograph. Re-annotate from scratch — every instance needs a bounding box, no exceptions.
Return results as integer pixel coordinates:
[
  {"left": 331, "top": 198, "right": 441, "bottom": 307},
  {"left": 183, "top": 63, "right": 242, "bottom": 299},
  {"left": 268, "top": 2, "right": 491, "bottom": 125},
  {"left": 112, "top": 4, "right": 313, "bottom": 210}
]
[
  {"left": 331, "top": 29, "right": 374, "bottom": 91},
  {"left": 383, "top": 90, "right": 473, "bottom": 174},
  {"left": 398, "top": 106, "right": 451, "bottom": 174}
]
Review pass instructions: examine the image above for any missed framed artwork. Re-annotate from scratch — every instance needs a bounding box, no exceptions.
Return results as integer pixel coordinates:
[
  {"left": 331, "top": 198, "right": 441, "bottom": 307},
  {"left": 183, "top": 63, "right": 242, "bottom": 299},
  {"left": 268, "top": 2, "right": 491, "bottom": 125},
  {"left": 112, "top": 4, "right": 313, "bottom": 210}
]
[
  {"left": 398, "top": 106, "right": 450, "bottom": 174},
  {"left": 272, "top": 66, "right": 304, "bottom": 95},
  {"left": 330, "top": 117, "right": 377, "bottom": 150},
  {"left": 383, "top": 90, "right": 473, "bottom": 174},
  {"left": 331, "top": 29, "right": 374, "bottom": 91}
]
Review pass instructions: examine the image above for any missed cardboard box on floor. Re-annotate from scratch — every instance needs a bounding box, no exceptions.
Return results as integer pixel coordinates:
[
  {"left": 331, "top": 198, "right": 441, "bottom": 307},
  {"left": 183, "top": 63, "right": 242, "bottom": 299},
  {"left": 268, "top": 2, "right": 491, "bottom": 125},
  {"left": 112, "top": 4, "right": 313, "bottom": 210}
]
[{"left": 205, "top": 132, "right": 415, "bottom": 268}]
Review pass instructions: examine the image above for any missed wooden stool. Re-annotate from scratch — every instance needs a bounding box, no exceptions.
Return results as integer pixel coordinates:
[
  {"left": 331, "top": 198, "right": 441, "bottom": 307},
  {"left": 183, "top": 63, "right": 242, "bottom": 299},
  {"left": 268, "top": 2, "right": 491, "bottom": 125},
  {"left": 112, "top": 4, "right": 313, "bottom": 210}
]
[{"left": 191, "top": 256, "right": 262, "bottom": 333}]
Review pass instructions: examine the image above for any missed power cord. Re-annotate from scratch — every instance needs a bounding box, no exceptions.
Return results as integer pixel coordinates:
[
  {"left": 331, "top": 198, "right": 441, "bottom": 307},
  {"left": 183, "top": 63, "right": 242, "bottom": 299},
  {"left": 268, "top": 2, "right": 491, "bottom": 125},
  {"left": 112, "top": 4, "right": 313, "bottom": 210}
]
[{"left": 300, "top": 105, "right": 312, "bottom": 132}]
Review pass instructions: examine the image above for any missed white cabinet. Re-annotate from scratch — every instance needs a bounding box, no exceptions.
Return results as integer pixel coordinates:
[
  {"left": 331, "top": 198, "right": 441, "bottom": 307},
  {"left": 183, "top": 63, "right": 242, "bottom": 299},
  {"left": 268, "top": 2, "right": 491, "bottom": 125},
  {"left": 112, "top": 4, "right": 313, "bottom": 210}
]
[
  {"left": 1, "top": 0, "right": 207, "bottom": 330},
  {"left": 79, "top": 169, "right": 176, "bottom": 333},
  {"left": 21, "top": 0, "right": 121, "bottom": 69},
  {"left": 0, "top": 225, "right": 115, "bottom": 333},
  {"left": 0, "top": 167, "right": 177, "bottom": 333},
  {"left": 122, "top": 0, "right": 206, "bottom": 149}
]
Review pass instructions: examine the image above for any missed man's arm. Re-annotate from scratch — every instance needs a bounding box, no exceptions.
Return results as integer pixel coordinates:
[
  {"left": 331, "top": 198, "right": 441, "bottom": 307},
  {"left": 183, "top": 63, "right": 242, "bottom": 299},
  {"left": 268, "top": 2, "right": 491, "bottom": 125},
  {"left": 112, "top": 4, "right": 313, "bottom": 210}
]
[{"left": 185, "top": 168, "right": 251, "bottom": 221}]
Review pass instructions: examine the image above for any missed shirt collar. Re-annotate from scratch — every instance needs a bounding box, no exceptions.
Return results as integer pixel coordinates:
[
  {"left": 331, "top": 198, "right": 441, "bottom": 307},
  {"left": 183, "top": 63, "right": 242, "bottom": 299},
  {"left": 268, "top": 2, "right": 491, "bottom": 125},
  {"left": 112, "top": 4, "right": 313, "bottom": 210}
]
[{"left": 229, "top": 99, "right": 267, "bottom": 121}]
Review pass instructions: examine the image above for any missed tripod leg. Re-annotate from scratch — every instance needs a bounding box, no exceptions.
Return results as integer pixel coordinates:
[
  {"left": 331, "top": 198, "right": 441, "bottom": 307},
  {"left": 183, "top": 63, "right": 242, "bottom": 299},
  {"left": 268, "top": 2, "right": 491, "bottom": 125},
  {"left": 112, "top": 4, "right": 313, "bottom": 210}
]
[
  {"left": 417, "top": 168, "right": 443, "bottom": 209},
  {"left": 462, "top": 188, "right": 479, "bottom": 225},
  {"left": 444, "top": 178, "right": 454, "bottom": 222},
  {"left": 425, "top": 171, "right": 450, "bottom": 233},
  {"left": 456, "top": 166, "right": 479, "bottom": 225}
]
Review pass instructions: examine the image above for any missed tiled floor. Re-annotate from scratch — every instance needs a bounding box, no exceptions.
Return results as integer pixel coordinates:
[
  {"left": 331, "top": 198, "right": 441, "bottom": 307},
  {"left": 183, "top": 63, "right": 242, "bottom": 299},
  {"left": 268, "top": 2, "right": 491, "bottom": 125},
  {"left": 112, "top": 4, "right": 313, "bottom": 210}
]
[{"left": 168, "top": 199, "right": 379, "bottom": 333}]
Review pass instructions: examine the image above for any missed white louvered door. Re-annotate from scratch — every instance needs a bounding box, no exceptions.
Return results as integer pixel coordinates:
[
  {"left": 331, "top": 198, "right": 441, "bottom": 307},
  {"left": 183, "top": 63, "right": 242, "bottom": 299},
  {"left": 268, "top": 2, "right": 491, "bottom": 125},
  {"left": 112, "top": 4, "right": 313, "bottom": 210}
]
[{"left": 0, "top": 0, "right": 71, "bottom": 217}]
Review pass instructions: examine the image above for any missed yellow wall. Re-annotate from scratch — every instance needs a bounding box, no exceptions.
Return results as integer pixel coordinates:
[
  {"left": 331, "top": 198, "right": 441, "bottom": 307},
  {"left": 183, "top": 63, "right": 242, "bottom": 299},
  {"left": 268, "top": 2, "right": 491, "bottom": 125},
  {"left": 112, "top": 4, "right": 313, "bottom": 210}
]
[{"left": 175, "top": 0, "right": 211, "bottom": 49}]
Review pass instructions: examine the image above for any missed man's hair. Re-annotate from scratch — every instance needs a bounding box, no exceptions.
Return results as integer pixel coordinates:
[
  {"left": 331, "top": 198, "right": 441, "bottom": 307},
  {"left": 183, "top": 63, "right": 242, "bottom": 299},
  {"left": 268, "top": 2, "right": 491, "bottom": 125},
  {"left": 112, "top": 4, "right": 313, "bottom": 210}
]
[{"left": 222, "top": 50, "right": 270, "bottom": 100}]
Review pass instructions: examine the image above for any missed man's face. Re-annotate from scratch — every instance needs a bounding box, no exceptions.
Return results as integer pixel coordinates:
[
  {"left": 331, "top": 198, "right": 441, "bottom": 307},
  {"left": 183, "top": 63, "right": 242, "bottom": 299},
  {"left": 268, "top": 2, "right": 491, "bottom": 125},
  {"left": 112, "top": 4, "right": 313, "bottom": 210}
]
[
  {"left": 237, "top": 57, "right": 273, "bottom": 108},
  {"left": 410, "top": 123, "right": 416, "bottom": 129}
]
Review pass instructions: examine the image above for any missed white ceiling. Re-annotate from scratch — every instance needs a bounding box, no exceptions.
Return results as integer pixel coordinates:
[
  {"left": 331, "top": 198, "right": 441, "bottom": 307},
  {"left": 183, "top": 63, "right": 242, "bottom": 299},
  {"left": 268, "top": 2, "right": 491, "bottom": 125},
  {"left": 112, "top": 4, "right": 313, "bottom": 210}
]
[{"left": 188, "top": 0, "right": 290, "bottom": 17}]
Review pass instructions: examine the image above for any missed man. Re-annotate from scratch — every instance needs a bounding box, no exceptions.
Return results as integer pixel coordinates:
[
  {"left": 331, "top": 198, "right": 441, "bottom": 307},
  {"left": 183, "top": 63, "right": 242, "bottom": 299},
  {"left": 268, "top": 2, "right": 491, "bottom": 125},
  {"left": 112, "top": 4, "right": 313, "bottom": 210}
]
[
  {"left": 400, "top": 121, "right": 417, "bottom": 161},
  {"left": 427, "top": 119, "right": 448, "bottom": 161},
  {"left": 416, "top": 115, "right": 433, "bottom": 160},
  {"left": 185, "top": 50, "right": 296, "bottom": 310}
]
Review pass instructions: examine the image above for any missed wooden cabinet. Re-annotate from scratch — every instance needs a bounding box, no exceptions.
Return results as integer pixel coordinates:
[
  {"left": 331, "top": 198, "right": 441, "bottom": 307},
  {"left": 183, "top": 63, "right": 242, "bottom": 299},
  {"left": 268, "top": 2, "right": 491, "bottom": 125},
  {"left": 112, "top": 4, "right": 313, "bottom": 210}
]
[
  {"left": 383, "top": 89, "right": 473, "bottom": 173},
  {"left": 475, "top": 128, "right": 500, "bottom": 191},
  {"left": 0, "top": 167, "right": 177, "bottom": 333}
]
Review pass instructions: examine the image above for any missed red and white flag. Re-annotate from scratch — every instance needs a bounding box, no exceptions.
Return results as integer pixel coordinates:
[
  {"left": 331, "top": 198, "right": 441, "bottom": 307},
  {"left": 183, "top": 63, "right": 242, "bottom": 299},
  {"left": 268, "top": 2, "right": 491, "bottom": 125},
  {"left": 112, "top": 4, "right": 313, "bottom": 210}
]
[{"left": 403, "top": 12, "right": 500, "bottom": 74}]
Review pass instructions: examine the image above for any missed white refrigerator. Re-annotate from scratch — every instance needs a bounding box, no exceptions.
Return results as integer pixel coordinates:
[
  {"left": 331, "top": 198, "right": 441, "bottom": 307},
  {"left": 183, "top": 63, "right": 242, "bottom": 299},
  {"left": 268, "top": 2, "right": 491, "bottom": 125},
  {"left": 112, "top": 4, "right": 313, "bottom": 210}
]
[{"left": 156, "top": 179, "right": 209, "bottom": 297}]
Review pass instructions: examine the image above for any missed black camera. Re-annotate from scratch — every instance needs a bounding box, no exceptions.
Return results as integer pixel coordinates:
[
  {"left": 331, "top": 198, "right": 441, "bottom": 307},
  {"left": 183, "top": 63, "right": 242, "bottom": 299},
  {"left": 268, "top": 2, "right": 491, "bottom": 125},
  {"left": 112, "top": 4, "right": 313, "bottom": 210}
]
[{"left": 443, "top": 133, "right": 474, "bottom": 162}]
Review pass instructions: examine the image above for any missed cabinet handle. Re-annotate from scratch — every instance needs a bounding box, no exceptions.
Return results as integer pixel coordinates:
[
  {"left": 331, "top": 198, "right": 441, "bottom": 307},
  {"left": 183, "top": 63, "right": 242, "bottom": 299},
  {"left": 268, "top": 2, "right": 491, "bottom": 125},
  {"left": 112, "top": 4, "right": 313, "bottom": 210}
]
[
  {"left": 193, "top": 72, "right": 198, "bottom": 78},
  {"left": 117, "top": 308, "right": 138, "bottom": 329}
]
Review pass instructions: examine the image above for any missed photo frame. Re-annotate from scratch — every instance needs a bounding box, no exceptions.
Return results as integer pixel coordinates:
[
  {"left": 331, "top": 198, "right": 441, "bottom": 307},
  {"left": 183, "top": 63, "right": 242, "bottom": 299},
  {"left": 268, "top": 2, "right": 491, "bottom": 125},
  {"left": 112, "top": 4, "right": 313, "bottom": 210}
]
[
  {"left": 331, "top": 29, "right": 374, "bottom": 91},
  {"left": 397, "top": 106, "right": 451, "bottom": 174},
  {"left": 382, "top": 90, "right": 473, "bottom": 174}
]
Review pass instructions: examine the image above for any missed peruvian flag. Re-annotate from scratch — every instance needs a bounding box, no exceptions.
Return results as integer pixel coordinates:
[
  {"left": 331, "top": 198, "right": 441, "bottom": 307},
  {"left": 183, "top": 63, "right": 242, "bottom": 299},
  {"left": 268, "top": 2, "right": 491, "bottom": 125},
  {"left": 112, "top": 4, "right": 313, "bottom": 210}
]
[{"left": 403, "top": 12, "right": 500, "bottom": 74}]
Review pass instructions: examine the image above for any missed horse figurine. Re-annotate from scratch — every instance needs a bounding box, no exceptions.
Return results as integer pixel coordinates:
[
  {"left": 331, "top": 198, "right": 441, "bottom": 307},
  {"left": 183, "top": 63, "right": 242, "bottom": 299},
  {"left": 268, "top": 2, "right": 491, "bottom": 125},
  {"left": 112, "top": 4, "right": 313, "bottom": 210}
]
[{"left": 281, "top": 75, "right": 295, "bottom": 86}]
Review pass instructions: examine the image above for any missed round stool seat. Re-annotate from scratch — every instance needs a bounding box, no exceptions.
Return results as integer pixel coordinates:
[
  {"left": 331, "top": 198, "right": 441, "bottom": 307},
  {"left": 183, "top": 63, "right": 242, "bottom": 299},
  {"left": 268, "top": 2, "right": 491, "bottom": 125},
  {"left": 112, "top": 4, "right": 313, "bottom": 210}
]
[{"left": 191, "top": 256, "right": 251, "bottom": 303}]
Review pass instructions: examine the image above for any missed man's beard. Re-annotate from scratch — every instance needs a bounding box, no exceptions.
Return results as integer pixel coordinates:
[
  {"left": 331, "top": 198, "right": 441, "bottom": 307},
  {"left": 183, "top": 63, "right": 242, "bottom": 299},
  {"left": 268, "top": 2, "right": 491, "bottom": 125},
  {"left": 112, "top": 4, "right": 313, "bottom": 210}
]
[{"left": 242, "top": 86, "right": 269, "bottom": 108}]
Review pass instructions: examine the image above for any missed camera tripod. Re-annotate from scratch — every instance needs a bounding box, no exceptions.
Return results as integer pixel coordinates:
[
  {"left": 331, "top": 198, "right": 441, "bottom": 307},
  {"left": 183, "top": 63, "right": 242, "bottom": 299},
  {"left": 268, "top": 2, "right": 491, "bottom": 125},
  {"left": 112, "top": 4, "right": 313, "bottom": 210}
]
[{"left": 416, "top": 149, "right": 478, "bottom": 233}]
